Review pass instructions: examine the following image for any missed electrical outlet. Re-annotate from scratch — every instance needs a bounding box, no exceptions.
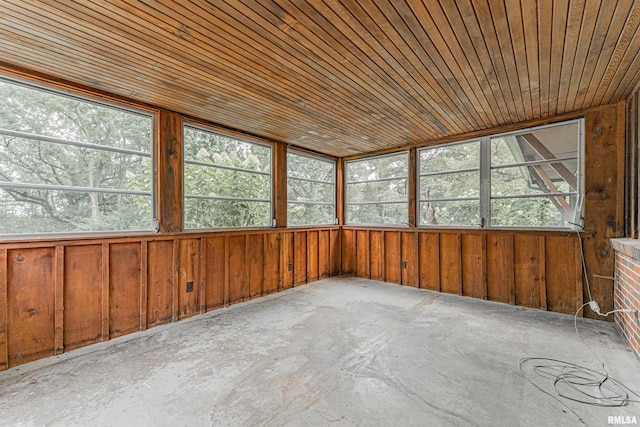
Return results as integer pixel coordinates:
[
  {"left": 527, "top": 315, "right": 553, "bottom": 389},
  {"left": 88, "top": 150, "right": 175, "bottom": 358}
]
[
  {"left": 401, "top": 260, "right": 407, "bottom": 269},
  {"left": 288, "top": 262, "right": 293, "bottom": 271},
  {"left": 186, "top": 281, "right": 193, "bottom": 293}
]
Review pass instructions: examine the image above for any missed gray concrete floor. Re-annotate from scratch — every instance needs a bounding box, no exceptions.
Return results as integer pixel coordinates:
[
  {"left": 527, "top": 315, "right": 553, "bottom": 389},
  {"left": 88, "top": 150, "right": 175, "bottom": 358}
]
[{"left": 1, "top": 277, "right": 640, "bottom": 427}]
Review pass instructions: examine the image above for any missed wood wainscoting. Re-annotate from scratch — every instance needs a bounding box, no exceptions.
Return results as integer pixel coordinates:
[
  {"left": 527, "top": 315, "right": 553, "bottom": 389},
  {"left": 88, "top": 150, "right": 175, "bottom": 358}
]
[
  {"left": 342, "top": 227, "right": 585, "bottom": 316},
  {"left": 0, "top": 227, "right": 340, "bottom": 370}
]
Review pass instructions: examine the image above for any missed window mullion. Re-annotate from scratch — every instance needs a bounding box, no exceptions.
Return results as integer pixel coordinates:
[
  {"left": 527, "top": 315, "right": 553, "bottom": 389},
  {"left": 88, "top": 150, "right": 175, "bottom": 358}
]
[{"left": 480, "top": 136, "right": 491, "bottom": 228}]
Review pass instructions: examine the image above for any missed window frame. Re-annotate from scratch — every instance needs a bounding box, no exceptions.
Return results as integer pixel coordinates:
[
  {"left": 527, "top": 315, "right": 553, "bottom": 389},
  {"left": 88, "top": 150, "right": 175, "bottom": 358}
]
[
  {"left": 182, "top": 122, "right": 274, "bottom": 231},
  {"left": 286, "top": 149, "right": 337, "bottom": 227},
  {"left": 344, "top": 151, "right": 410, "bottom": 226},
  {"left": 0, "top": 75, "right": 157, "bottom": 239},
  {"left": 417, "top": 118, "right": 585, "bottom": 231}
]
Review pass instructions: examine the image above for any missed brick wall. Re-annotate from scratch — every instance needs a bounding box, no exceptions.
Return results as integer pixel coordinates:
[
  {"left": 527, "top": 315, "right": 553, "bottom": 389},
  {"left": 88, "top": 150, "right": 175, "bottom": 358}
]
[{"left": 610, "top": 239, "right": 640, "bottom": 360}]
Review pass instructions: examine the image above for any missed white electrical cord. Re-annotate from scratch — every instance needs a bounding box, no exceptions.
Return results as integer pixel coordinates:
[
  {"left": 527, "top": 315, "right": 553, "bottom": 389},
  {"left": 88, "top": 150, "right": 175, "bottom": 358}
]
[
  {"left": 575, "top": 230, "right": 639, "bottom": 319},
  {"left": 575, "top": 230, "right": 593, "bottom": 302}
]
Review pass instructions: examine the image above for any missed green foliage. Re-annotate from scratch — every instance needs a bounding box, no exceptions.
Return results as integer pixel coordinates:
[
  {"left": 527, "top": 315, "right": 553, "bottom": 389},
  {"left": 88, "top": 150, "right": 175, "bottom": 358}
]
[
  {"left": 183, "top": 127, "right": 272, "bottom": 228},
  {"left": 287, "top": 151, "right": 335, "bottom": 226},
  {"left": 345, "top": 153, "right": 408, "bottom": 225},
  {"left": 0, "top": 80, "right": 153, "bottom": 234},
  {"left": 419, "top": 141, "right": 480, "bottom": 226}
]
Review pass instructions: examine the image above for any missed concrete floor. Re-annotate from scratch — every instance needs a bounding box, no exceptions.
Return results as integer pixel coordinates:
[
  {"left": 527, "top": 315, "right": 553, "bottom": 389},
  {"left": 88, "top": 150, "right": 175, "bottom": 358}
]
[{"left": 1, "top": 277, "right": 639, "bottom": 427}]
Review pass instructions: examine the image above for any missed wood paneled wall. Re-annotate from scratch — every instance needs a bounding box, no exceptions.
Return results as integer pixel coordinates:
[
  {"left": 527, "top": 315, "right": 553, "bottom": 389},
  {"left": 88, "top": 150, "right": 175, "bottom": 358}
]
[
  {"left": 0, "top": 228, "right": 339, "bottom": 370},
  {"left": 342, "top": 228, "right": 583, "bottom": 315},
  {"left": 341, "top": 102, "right": 625, "bottom": 320}
]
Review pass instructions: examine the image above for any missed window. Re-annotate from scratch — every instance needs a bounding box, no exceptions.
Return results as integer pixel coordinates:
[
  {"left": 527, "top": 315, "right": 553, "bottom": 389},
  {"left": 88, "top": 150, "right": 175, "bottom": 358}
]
[
  {"left": 345, "top": 152, "right": 408, "bottom": 225},
  {"left": 418, "top": 119, "right": 583, "bottom": 229},
  {"left": 419, "top": 140, "right": 480, "bottom": 226},
  {"left": 287, "top": 151, "right": 335, "bottom": 225},
  {"left": 183, "top": 125, "right": 272, "bottom": 229},
  {"left": 490, "top": 120, "right": 582, "bottom": 228},
  {"left": 0, "top": 77, "right": 154, "bottom": 235}
]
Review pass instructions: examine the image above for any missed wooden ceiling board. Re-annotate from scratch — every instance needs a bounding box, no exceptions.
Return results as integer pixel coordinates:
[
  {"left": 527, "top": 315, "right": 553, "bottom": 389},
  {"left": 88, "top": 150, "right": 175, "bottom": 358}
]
[{"left": 1, "top": 0, "right": 640, "bottom": 157}]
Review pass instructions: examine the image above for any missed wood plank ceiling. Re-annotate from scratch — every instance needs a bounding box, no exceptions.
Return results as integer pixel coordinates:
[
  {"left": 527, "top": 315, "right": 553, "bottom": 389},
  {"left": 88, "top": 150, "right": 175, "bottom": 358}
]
[{"left": 0, "top": 1, "right": 639, "bottom": 157}]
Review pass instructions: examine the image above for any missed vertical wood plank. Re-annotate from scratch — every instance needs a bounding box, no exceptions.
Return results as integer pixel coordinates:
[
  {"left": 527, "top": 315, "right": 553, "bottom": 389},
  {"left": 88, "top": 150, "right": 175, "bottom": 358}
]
[
  {"left": 583, "top": 103, "right": 625, "bottom": 318},
  {"left": 366, "top": 230, "right": 371, "bottom": 278},
  {"left": 204, "top": 236, "right": 225, "bottom": 309},
  {"left": 319, "top": 230, "right": 330, "bottom": 278},
  {"left": 147, "top": 240, "right": 174, "bottom": 326},
  {"left": 305, "top": 231, "right": 310, "bottom": 284},
  {"left": 439, "top": 233, "right": 462, "bottom": 294},
  {"left": 329, "top": 229, "right": 340, "bottom": 275},
  {"left": 101, "top": 243, "right": 110, "bottom": 341},
  {"left": 369, "top": 230, "right": 384, "bottom": 281},
  {"left": 575, "top": 236, "right": 584, "bottom": 316},
  {"left": 157, "top": 110, "right": 183, "bottom": 232},
  {"left": 461, "top": 234, "right": 486, "bottom": 298},
  {"left": 172, "top": 239, "right": 179, "bottom": 320},
  {"left": 140, "top": 241, "right": 148, "bottom": 330},
  {"left": 356, "top": 230, "right": 368, "bottom": 278},
  {"left": 263, "top": 233, "right": 280, "bottom": 294},
  {"left": 228, "top": 235, "right": 247, "bottom": 304},
  {"left": 199, "top": 237, "right": 206, "bottom": 313},
  {"left": 248, "top": 234, "right": 265, "bottom": 299},
  {"left": 384, "top": 232, "right": 401, "bottom": 284},
  {"left": 109, "top": 243, "right": 141, "bottom": 338},
  {"left": 54, "top": 246, "right": 64, "bottom": 354},
  {"left": 308, "top": 230, "right": 319, "bottom": 281},
  {"left": 178, "top": 239, "right": 200, "bottom": 318},
  {"left": 280, "top": 232, "right": 294, "bottom": 289},
  {"left": 514, "top": 235, "right": 543, "bottom": 308},
  {"left": 487, "top": 234, "right": 515, "bottom": 304},
  {"left": 419, "top": 232, "right": 440, "bottom": 291},
  {"left": 408, "top": 147, "right": 417, "bottom": 227},
  {"left": 336, "top": 159, "right": 344, "bottom": 225},
  {"left": 274, "top": 142, "right": 288, "bottom": 227},
  {"left": 7, "top": 248, "right": 55, "bottom": 366},
  {"left": 539, "top": 236, "right": 547, "bottom": 310},
  {"left": 64, "top": 245, "right": 102, "bottom": 350},
  {"left": 0, "top": 249, "right": 8, "bottom": 370},
  {"left": 381, "top": 230, "right": 386, "bottom": 281},
  {"left": 294, "top": 231, "right": 307, "bottom": 284},
  {"left": 546, "top": 235, "right": 578, "bottom": 314},
  {"left": 224, "top": 236, "right": 230, "bottom": 304},
  {"left": 401, "top": 232, "right": 418, "bottom": 287},
  {"left": 341, "top": 229, "right": 355, "bottom": 274}
]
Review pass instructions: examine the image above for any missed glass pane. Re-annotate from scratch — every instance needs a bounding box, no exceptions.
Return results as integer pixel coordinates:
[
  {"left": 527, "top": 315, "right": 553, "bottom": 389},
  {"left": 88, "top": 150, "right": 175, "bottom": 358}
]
[
  {"left": 346, "top": 152, "right": 408, "bottom": 182},
  {"left": 491, "top": 121, "right": 580, "bottom": 166},
  {"left": 0, "top": 189, "right": 152, "bottom": 234},
  {"left": 346, "top": 203, "right": 407, "bottom": 225},
  {"left": 184, "top": 199, "right": 270, "bottom": 229},
  {"left": 287, "top": 152, "right": 334, "bottom": 182},
  {"left": 287, "top": 203, "right": 334, "bottom": 226},
  {"left": 0, "top": 80, "right": 152, "bottom": 152},
  {"left": 419, "top": 171, "right": 479, "bottom": 200},
  {"left": 491, "top": 163, "right": 577, "bottom": 197},
  {"left": 288, "top": 179, "right": 334, "bottom": 203},
  {"left": 346, "top": 179, "right": 407, "bottom": 203},
  {"left": 419, "top": 200, "right": 480, "bottom": 226},
  {"left": 184, "top": 164, "right": 270, "bottom": 199},
  {"left": 0, "top": 137, "right": 151, "bottom": 191},
  {"left": 490, "top": 196, "right": 578, "bottom": 228},
  {"left": 184, "top": 126, "right": 271, "bottom": 173},
  {"left": 419, "top": 140, "right": 480, "bottom": 173}
]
